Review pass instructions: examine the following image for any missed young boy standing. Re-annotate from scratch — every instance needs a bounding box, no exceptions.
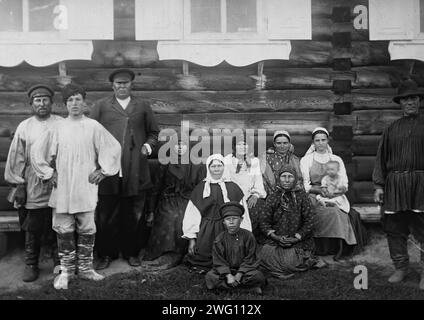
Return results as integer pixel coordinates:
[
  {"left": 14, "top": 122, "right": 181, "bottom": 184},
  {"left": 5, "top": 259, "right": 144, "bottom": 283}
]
[
  {"left": 32, "top": 84, "right": 121, "bottom": 290},
  {"left": 205, "top": 201, "right": 265, "bottom": 293}
]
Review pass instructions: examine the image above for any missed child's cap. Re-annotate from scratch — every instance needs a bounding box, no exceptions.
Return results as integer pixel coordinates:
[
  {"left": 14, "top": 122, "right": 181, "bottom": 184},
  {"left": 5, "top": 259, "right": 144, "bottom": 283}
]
[{"left": 219, "top": 201, "right": 244, "bottom": 219}]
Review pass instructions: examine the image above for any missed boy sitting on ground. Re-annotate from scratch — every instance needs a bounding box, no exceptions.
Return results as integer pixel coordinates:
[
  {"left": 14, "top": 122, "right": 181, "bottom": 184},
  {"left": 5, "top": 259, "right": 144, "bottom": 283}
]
[{"left": 205, "top": 201, "right": 265, "bottom": 294}]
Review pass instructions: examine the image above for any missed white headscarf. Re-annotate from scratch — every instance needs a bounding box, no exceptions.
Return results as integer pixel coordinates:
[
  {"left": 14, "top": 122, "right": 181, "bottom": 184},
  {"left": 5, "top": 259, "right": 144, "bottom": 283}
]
[
  {"left": 305, "top": 127, "right": 333, "bottom": 155},
  {"left": 203, "top": 154, "right": 231, "bottom": 202}
]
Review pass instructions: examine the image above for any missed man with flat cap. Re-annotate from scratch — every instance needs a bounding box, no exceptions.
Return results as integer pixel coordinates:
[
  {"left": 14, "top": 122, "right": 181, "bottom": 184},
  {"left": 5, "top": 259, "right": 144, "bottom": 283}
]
[
  {"left": 373, "top": 78, "right": 424, "bottom": 290},
  {"left": 205, "top": 201, "right": 265, "bottom": 294},
  {"left": 4, "top": 84, "right": 63, "bottom": 282},
  {"left": 90, "top": 68, "right": 160, "bottom": 269}
]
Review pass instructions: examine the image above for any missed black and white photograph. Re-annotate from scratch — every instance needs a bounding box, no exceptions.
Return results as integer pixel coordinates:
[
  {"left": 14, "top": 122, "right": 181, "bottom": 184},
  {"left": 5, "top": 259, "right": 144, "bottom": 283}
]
[{"left": 0, "top": 0, "right": 424, "bottom": 307}]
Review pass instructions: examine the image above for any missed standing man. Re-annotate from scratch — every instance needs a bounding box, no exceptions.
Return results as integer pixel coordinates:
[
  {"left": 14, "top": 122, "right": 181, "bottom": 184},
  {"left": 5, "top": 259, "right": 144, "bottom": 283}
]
[
  {"left": 373, "top": 79, "right": 424, "bottom": 290},
  {"left": 31, "top": 84, "right": 121, "bottom": 290},
  {"left": 91, "top": 69, "right": 160, "bottom": 269},
  {"left": 4, "top": 84, "right": 63, "bottom": 282}
]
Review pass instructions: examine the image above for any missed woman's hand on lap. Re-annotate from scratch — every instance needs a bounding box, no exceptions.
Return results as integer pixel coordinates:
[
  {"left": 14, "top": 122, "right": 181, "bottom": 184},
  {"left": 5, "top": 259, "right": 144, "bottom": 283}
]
[{"left": 247, "top": 195, "right": 258, "bottom": 208}]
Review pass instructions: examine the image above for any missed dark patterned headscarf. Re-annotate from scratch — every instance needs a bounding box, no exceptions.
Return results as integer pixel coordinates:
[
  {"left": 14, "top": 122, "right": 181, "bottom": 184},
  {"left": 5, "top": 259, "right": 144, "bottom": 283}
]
[{"left": 276, "top": 165, "right": 299, "bottom": 192}]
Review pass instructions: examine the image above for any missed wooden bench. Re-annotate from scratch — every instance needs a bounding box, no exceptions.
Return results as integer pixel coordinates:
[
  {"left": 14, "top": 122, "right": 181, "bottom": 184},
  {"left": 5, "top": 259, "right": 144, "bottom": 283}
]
[
  {"left": 352, "top": 204, "right": 381, "bottom": 223},
  {"left": 0, "top": 211, "right": 20, "bottom": 258}
]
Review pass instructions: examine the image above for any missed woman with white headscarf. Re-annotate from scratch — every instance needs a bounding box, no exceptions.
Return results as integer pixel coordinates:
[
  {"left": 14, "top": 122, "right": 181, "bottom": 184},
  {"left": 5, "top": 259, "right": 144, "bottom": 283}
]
[
  {"left": 300, "top": 127, "right": 367, "bottom": 260},
  {"left": 182, "top": 154, "right": 252, "bottom": 272}
]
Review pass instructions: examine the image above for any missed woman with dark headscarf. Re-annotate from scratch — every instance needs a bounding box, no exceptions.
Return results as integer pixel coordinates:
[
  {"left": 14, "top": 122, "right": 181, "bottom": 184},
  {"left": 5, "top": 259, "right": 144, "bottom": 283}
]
[
  {"left": 143, "top": 140, "right": 206, "bottom": 269},
  {"left": 182, "top": 154, "right": 252, "bottom": 272},
  {"left": 259, "top": 165, "right": 323, "bottom": 279},
  {"left": 260, "top": 130, "right": 302, "bottom": 195},
  {"left": 300, "top": 127, "right": 367, "bottom": 260}
]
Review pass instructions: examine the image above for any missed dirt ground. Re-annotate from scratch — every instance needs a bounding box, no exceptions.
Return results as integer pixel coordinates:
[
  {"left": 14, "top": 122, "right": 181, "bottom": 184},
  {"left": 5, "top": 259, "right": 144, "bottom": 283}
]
[{"left": 0, "top": 225, "right": 422, "bottom": 294}]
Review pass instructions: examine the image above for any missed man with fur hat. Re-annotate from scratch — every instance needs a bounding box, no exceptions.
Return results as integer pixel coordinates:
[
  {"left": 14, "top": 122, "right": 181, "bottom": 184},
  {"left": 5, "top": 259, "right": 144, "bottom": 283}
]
[
  {"left": 373, "top": 78, "right": 424, "bottom": 289},
  {"left": 90, "top": 69, "right": 159, "bottom": 269},
  {"left": 205, "top": 201, "right": 265, "bottom": 294},
  {"left": 4, "top": 84, "right": 63, "bottom": 282}
]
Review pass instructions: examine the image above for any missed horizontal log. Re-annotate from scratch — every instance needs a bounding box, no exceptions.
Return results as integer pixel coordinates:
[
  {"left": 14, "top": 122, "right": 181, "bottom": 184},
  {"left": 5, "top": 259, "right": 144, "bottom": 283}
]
[
  {"left": 352, "top": 204, "right": 381, "bottom": 223},
  {"left": 352, "top": 135, "right": 380, "bottom": 156},
  {"left": 352, "top": 66, "right": 409, "bottom": 88},
  {"left": 352, "top": 156, "right": 375, "bottom": 181},
  {"left": 353, "top": 110, "right": 403, "bottom": 135},
  {"left": 0, "top": 128, "right": 11, "bottom": 138},
  {"left": 0, "top": 162, "right": 6, "bottom": 186},
  {"left": 178, "top": 112, "right": 332, "bottom": 135},
  {"left": 0, "top": 90, "right": 338, "bottom": 115},
  {"left": 0, "top": 138, "right": 11, "bottom": 161},
  {"left": 332, "top": 110, "right": 404, "bottom": 135},
  {"left": 347, "top": 41, "right": 390, "bottom": 67},
  {"left": 313, "top": 18, "right": 369, "bottom": 42},
  {"left": 2, "top": 89, "right": 420, "bottom": 116},
  {"left": 1, "top": 64, "right": 414, "bottom": 92},
  {"left": 352, "top": 181, "right": 375, "bottom": 204},
  {"left": 271, "top": 41, "right": 389, "bottom": 67},
  {"left": 0, "top": 213, "right": 20, "bottom": 232},
  {"left": 0, "top": 187, "right": 14, "bottom": 211},
  {"left": 350, "top": 88, "right": 401, "bottom": 110}
]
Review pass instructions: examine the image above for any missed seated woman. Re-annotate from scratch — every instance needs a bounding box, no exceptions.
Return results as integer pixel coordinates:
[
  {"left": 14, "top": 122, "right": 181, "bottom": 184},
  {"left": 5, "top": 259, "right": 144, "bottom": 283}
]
[
  {"left": 143, "top": 139, "right": 206, "bottom": 269},
  {"left": 300, "top": 127, "right": 367, "bottom": 260},
  {"left": 259, "top": 165, "right": 322, "bottom": 279},
  {"left": 182, "top": 154, "right": 252, "bottom": 272},
  {"left": 224, "top": 137, "right": 266, "bottom": 236},
  {"left": 260, "top": 130, "right": 302, "bottom": 195}
]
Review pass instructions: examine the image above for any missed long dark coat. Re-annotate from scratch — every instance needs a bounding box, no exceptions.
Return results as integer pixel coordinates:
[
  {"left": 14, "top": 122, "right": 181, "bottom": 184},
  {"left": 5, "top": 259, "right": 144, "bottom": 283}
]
[{"left": 90, "top": 95, "right": 159, "bottom": 196}]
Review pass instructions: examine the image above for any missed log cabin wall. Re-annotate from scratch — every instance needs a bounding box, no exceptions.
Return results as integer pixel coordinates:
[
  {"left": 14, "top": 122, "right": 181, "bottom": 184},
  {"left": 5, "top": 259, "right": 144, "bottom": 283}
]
[{"left": 0, "top": 0, "right": 423, "bottom": 212}]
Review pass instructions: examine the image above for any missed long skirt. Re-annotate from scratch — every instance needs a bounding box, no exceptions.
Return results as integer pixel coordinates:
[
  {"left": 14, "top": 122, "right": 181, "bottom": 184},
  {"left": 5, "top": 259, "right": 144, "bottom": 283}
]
[
  {"left": 144, "top": 196, "right": 188, "bottom": 261},
  {"left": 311, "top": 195, "right": 368, "bottom": 256},
  {"left": 259, "top": 243, "right": 319, "bottom": 278},
  {"left": 184, "top": 216, "right": 225, "bottom": 270},
  {"left": 250, "top": 198, "right": 268, "bottom": 244}
]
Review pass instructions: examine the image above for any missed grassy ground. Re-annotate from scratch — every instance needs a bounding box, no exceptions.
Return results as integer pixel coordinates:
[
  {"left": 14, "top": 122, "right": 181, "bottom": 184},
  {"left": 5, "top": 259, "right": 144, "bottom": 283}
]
[
  {"left": 1, "top": 261, "right": 423, "bottom": 300},
  {"left": 1, "top": 226, "right": 423, "bottom": 300}
]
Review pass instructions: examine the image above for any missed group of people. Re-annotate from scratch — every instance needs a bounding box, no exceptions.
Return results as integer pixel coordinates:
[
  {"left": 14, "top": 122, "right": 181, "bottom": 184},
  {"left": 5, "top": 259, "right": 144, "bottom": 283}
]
[
  {"left": 177, "top": 127, "right": 367, "bottom": 293},
  {"left": 5, "top": 69, "right": 160, "bottom": 290},
  {"left": 4, "top": 70, "right": 424, "bottom": 292}
]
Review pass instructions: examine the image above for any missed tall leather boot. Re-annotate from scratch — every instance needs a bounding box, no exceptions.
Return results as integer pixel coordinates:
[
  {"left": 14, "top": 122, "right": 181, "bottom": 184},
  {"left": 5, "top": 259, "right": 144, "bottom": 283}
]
[
  {"left": 23, "top": 232, "right": 41, "bottom": 282},
  {"left": 54, "top": 232, "right": 76, "bottom": 290},
  {"left": 77, "top": 233, "right": 104, "bottom": 281}
]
